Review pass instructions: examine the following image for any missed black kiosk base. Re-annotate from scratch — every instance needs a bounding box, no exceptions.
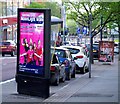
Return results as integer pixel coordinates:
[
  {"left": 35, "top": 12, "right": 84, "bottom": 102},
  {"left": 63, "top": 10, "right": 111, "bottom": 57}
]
[{"left": 16, "top": 75, "right": 50, "bottom": 99}]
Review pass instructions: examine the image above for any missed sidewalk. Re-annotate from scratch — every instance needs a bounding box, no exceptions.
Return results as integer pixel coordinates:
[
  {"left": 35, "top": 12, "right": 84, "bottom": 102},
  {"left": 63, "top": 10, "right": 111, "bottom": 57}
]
[{"left": 44, "top": 56, "right": 118, "bottom": 102}]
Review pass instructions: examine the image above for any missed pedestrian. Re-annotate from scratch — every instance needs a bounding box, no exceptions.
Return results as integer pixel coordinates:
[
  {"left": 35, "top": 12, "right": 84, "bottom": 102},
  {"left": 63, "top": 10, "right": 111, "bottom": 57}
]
[
  {"left": 22, "top": 38, "right": 29, "bottom": 64},
  {"left": 33, "top": 42, "right": 37, "bottom": 65},
  {"left": 20, "top": 44, "right": 34, "bottom": 65}
]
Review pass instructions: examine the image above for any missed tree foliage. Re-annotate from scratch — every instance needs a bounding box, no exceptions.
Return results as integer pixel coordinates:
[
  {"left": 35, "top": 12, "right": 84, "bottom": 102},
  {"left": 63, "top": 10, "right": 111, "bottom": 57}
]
[
  {"left": 66, "top": 19, "right": 77, "bottom": 34},
  {"left": 25, "top": 2, "right": 61, "bottom": 18},
  {"left": 65, "top": 1, "right": 120, "bottom": 37}
]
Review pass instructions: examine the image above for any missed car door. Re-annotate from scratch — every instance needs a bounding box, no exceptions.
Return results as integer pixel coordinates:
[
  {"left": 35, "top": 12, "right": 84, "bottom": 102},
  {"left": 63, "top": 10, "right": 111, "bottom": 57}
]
[
  {"left": 56, "top": 55, "right": 65, "bottom": 79},
  {"left": 82, "top": 48, "right": 89, "bottom": 67},
  {"left": 66, "top": 50, "right": 75, "bottom": 73}
]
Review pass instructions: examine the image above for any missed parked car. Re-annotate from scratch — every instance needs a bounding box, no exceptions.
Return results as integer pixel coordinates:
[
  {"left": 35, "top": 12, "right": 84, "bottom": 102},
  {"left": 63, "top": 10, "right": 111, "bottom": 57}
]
[
  {"left": 86, "top": 43, "right": 99, "bottom": 59},
  {"left": 50, "top": 54, "right": 66, "bottom": 85},
  {"left": 0, "top": 40, "right": 17, "bottom": 56},
  {"left": 51, "top": 47, "right": 76, "bottom": 80},
  {"left": 61, "top": 45, "right": 89, "bottom": 74}
]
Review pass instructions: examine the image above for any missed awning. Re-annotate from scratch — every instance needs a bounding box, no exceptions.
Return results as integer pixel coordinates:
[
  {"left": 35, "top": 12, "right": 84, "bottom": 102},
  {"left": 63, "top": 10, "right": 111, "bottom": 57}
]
[
  {"left": 2, "top": 25, "right": 11, "bottom": 30},
  {"left": 51, "top": 16, "right": 63, "bottom": 25}
]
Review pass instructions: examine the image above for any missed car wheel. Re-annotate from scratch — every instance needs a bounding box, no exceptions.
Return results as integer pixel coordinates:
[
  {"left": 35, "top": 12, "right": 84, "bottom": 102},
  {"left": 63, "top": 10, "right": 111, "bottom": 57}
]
[
  {"left": 80, "top": 65, "right": 85, "bottom": 74},
  {"left": 54, "top": 73, "right": 60, "bottom": 86},
  {"left": 66, "top": 72, "right": 71, "bottom": 80},
  {"left": 85, "top": 67, "right": 89, "bottom": 72},
  {"left": 61, "top": 72, "right": 66, "bottom": 82},
  {"left": 11, "top": 51, "right": 15, "bottom": 56},
  {"left": 71, "top": 67, "right": 76, "bottom": 78},
  {"left": 2, "top": 53, "right": 5, "bottom": 57}
]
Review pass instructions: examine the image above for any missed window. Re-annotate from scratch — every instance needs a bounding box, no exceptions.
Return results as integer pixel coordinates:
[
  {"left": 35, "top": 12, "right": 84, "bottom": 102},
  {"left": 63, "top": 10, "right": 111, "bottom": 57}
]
[
  {"left": 66, "top": 48, "right": 80, "bottom": 54},
  {"left": 51, "top": 54, "right": 58, "bottom": 64},
  {"left": 2, "top": 42, "right": 10, "bottom": 45},
  {"left": 66, "top": 50, "right": 72, "bottom": 59},
  {"left": 55, "top": 49, "right": 66, "bottom": 58}
]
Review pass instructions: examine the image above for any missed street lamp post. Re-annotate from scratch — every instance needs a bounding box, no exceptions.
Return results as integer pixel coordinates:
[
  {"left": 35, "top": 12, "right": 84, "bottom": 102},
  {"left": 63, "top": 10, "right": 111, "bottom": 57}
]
[{"left": 61, "top": 2, "right": 66, "bottom": 44}]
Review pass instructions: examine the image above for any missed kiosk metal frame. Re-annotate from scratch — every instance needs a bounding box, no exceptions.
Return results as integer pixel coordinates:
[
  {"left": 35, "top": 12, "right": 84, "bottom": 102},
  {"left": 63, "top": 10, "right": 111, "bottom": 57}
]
[{"left": 16, "top": 8, "right": 51, "bottom": 98}]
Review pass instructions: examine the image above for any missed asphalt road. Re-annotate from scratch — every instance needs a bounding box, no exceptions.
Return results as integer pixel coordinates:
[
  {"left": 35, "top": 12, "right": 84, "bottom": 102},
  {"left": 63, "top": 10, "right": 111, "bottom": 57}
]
[{"left": 0, "top": 55, "right": 17, "bottom": 81}]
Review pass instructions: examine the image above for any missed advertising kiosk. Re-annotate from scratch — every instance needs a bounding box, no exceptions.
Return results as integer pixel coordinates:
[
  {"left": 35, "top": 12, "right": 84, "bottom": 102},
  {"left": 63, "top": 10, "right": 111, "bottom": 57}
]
[
  {"left": 16, "top": 8, "right": 51, "bottom": 98},
  {"left": 99, "top": 41, "right": 114, "bottom": 63}
]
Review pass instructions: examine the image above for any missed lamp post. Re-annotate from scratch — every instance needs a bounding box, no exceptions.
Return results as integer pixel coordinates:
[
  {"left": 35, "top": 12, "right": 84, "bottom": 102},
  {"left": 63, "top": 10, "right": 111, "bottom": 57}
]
[{"left": 61, "top": 2, "right": 66, "bottom": 43}]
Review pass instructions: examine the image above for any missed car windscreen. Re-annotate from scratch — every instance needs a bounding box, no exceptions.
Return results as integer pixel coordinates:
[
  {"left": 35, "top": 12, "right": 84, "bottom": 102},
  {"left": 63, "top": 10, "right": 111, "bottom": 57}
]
[
  {"left": 1, "top": 42, "right": 11, "bottom": 45},
  {"left": 55, "top": 49, "right": 66, "bottom": 58},
  {"left": 66, "top": 48, "right": 80, "bottom": 54},
  {"left": 93, "top": 44, "right": 99, "bottom": 50}
]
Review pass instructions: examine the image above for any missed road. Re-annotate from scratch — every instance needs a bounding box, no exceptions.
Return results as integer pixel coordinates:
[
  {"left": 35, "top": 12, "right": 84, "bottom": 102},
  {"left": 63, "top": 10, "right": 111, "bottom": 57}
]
[{"left": 0, "top": 55, "right": 17, "bottom": 81}]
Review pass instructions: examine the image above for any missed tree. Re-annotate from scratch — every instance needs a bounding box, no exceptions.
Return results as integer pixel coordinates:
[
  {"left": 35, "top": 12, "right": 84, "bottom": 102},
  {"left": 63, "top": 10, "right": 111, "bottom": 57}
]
[
  {"left": 64, "top": 1, "right": 120, "bottom": 63},
  {"left": 25, "top": 2, "right": 61, "bottom": 18},
  {"left": 65, "top": 1, "right": 120, "bottom": 38},
  {"left": 66, "top": 19, "right": 77, "bottom": 34}
]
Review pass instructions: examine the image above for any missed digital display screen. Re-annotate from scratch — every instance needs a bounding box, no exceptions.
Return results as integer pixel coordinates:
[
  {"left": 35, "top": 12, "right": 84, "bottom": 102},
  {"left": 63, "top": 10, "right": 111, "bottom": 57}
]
[{"left": 19, "top": 12, "right": 44, "bottom": 75}]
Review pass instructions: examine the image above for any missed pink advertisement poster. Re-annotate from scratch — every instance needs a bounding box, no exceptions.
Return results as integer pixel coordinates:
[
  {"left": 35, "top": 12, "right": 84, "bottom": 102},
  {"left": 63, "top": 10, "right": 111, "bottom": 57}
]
[
  {"left": 99, "top": 41, "right": 114, "bottom": 62},
  {"left": 19, "top": 12, "right": 44, "bottom": 75}
]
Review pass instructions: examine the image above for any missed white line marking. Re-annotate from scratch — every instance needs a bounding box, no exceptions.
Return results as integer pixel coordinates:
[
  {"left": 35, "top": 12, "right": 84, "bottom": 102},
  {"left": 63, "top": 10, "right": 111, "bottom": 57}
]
[
  {"left": 58, "top": 85, "right": 68, "bottom": 91},
  {"left": 0, "top": 78, "right": 15, "bottom": 85}
]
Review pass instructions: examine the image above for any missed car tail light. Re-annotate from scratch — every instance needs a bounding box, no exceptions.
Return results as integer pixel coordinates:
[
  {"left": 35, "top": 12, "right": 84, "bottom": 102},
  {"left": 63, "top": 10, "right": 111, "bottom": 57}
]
[
  {"left": 76, "top": 55, "right": 83, "bottom": 59},
  {"left": 50, "top": 66, "right": 55, "bottom": 71}
]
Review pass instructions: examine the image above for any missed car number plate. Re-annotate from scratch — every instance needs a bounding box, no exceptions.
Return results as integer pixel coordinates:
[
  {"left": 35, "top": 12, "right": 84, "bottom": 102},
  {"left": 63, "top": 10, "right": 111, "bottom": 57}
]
[
  {"left": 1, "top": 46, "right": 6, "bottom": 48},
  {"left": 93, "top": 50, "right": 96, "bottom": 52}
]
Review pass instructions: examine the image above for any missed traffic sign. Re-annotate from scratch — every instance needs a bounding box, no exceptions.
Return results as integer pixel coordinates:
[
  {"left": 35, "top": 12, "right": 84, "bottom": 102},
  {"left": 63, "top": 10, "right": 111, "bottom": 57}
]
[
  {"left": 82, "top": 26, "right": 87, "bottom": 35},
  {"left": 77, "top": 27, "right": 80, "bottom": 34}
]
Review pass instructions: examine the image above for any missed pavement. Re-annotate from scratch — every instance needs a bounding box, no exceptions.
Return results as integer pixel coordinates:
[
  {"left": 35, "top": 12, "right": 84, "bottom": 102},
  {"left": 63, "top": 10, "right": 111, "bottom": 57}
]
[
  {"left": 1, "top": 54, "right": 119, "bottom": 103},
  {"left": 44, "top": 55, "right": 118, "bottom": 103}
]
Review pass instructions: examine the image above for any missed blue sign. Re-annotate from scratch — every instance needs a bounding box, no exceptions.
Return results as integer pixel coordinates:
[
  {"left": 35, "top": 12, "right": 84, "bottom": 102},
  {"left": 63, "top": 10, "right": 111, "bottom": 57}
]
[
  {"left": 77, "top": 28, "right": 80, "bottom": 34},
  {"left": 82, "top": 27, "right": 87, "bottom": 35},
  {"left": 79, "top": 34, "right": 82, "bottom": 39}
]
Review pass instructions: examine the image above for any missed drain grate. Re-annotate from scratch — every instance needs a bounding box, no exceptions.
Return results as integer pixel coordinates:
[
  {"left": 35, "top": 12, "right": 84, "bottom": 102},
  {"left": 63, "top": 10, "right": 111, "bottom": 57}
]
[{"left": 71, "top": 93, "right": 113, "bottom": 97}]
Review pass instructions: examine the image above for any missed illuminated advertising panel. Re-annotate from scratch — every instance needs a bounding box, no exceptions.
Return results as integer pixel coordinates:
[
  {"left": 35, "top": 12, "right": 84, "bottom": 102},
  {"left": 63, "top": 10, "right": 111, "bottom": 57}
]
[
  {"left": 19, "top": 12, "right": 44, "bottom": 75},
  {"left": 16, "top": 8, "right": 51, "bottom": 98},
  {"left": 99, "top": 41, "right": 114, "bottom": 62}
]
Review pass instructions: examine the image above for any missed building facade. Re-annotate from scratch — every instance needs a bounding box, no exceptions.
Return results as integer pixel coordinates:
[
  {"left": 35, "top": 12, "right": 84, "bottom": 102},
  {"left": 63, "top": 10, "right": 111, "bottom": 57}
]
[{"left": 0, "top": 0, "right": 31, "bottom": 42}]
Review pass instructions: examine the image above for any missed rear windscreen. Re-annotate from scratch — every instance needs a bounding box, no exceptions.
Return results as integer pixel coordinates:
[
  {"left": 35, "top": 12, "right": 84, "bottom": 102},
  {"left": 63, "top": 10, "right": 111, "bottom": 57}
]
[
  {"left": 66, "top": 48, "right": 80, "bottom": 54},
  {"left": 2, "top": 42, "right": 10, "bottom": 45},
  {"left": 55, "top": 49, "right": 66, "bottom": 58}
]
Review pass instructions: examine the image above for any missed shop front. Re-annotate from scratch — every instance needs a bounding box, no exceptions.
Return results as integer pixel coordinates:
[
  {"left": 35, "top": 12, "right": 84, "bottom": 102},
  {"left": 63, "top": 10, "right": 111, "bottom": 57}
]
[{"left": 0, "top": 15, "right": 17, "bottom": 41}]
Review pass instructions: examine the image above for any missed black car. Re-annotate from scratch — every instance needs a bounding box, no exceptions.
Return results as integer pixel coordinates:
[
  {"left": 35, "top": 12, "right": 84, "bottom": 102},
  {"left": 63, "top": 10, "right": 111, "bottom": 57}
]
[
  {"left": 86, "top": 43, "right": 99, "bottom": 59},
  {"left": 50, "top": 54, "right": 66, "bottom": 86}
]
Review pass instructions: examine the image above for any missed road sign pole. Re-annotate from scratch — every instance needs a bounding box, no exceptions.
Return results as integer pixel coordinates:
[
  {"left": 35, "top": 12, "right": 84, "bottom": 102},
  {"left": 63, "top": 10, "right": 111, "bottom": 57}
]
[{"left": 89, "top": 14, "right": 92, "bottom": 78}]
